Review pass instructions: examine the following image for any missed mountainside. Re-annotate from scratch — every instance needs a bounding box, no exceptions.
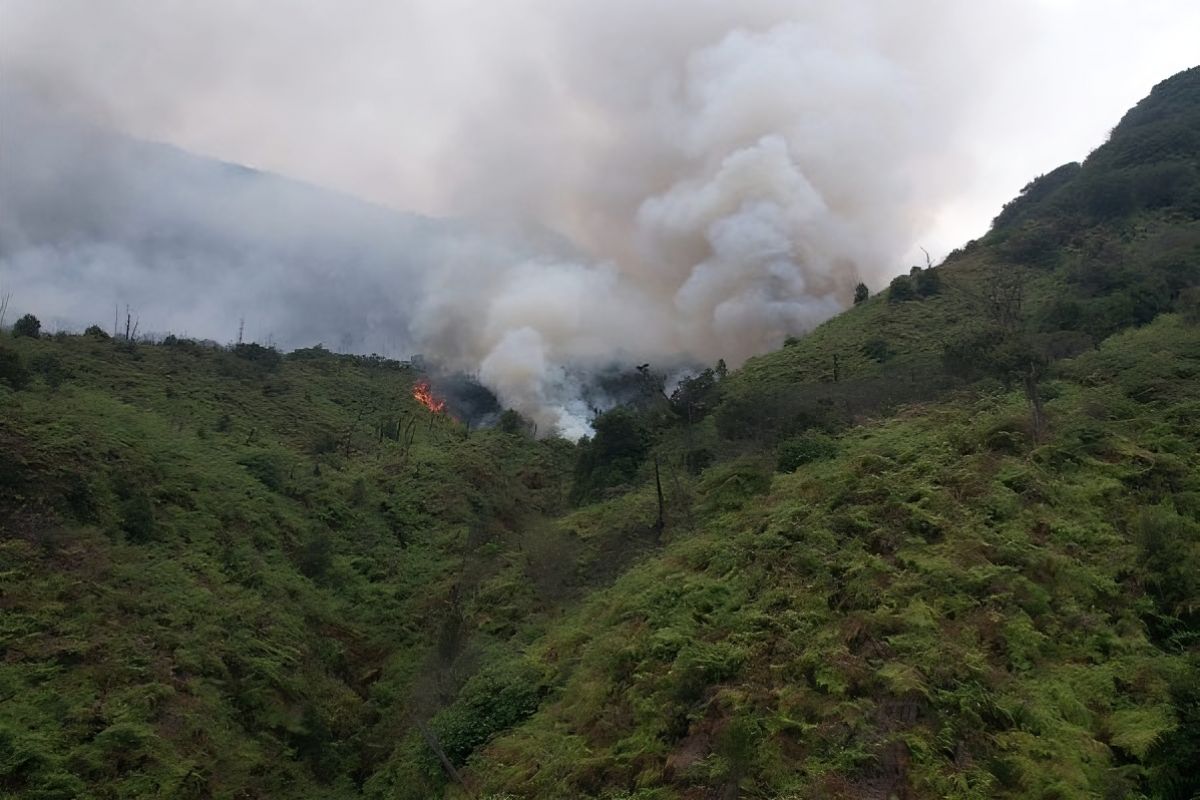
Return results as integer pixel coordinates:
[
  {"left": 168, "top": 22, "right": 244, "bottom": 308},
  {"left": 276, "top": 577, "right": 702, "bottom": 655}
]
[
  {"left": 2, "top": 67, "right": 1200, "bottom": 800},
  {"left": 0, "top": 92, "right": 564, "bottom": 354}
]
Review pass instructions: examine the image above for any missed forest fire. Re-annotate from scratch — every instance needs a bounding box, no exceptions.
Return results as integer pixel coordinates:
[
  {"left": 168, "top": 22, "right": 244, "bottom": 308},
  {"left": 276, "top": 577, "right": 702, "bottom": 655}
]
[{"left": 412, "top": 380, "right": 447, "bottom": 414}]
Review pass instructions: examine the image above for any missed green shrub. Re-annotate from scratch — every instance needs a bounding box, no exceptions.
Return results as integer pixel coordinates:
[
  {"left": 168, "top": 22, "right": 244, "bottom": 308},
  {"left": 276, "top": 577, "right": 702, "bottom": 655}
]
[
  {"left": 0, "top": 345, "right": 30, "bottom": 390},
  {"left": 888, "top": 274, "right": 916, "bottom": 302},
  {"left": 84, "top": 324, "right": 110, "bottom": 340},
  {"left": 497, "top": 409, "right": 535, "bottom": 436},
  {"left": 298, "top": 529, "right": 333, "bottom": 580},
  {"left": 698, "top": 458, "right": 772, "bottom": 512},
  {"left": 861, "top": 337, "right": 894, "bottom": 363},
  {"left": 231, "top": 342, "right": 282, "bottom": 371},
  {"left": 120, "top": 491, "right": 157, "bottom": 544},
  {"left": 238, "top": 450, "right": 285, "bottom": 491},
  {"left": 1179, "top": 286, "right": 1200, "bottom": 325},
  {"left": 776, "top": 432, "right": 838, "bottom": 472},
  {"left": 430, "top": 658, "right": 545, "bottom": 765},
  {"left": 29, "top": 353, "right": 69, "bottom": 389},
  {"left": 914, "top": 267, "right": 942, "bottom": 297}
]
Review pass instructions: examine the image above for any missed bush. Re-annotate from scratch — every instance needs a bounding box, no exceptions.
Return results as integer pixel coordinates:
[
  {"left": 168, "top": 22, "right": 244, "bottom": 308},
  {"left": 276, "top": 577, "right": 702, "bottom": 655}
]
[
  {"left": 684, "top": 447, "right": 714, "bottom": 475},
  {"left": 238, "top": 451, "right": 285, "bottom": 491},
  {"left": 29, "top": 353, "right": 69, "bottom": 389},
  {"left": 888, "top": 274, "right": 916, "bottom": 302},
  {"left": 497, "top": 409, "right": 535, "bottom": 436},
  {"left": 698, "top": 458, "right": 772, "bottom": 513},
  {"left": 776, "top": 432, "right": 838, "bottom": 472},
  {"left": 0, "top": 346, "right": 30, "bottom": 390},
  {"left": 232, "top": 342, "right": 282, "bottom": 370},
  {"left": 430, "top": 658, "right": 544, "bottom": 765},
  {"left": 1178, "top": 286, "right": 1200, "bottom": 325},
  {"left": 914, "top": 267, "right": 942, "bottom": 297},
  {"left": 861, "top": 337, "right": 894, "bottom": 363},
  {"left": 298, "top": 530, "right": 333, "bottom": 580},
  {"left": 119, "top": 491, "right": 157, "bottom": 543},
  {"left": 12, "top": 313, "right": 41, "bottom": 339},
  {"left": 854, "top": 282, "right": 869, "bottom": 305},
  {"left": 84, "top": 324, "right": 110, "bottom": 340}
]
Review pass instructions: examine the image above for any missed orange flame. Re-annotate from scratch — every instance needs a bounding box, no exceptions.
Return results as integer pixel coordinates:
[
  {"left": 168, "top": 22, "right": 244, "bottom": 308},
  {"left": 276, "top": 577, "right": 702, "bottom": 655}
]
[{"left": 412, "top": 380, "right": 446, "bottom": 414}]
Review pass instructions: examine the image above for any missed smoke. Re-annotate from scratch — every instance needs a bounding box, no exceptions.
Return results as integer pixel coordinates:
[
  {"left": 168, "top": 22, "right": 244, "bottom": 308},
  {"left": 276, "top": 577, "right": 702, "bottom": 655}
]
[{"left": 4, "top": 1, "right": 1187, "bottom": 435}]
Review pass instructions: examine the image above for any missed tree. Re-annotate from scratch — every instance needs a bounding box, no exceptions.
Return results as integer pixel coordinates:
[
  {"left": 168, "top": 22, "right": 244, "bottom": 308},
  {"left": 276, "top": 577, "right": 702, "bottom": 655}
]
[
  {"left": 570, "top": 407, "right": 649, "bottom": 504},
  {"left": 669, "top": 367, "right": 720, "bottom": 423},
  {"left": 854, "top": 282, "right": 869, "bottom": 305},
  {"left": 12, "top": 313, "right": 41, "bottom": 339}
]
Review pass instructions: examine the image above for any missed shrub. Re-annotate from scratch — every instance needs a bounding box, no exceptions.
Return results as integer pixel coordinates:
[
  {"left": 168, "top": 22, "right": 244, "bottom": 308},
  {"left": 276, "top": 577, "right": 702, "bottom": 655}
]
[
  {"left": 84, "top": 324, "right": 110, "bottom": 340},
  {"left": 238, "top": 451, "right": 285, "bottom": 491},
  {"left": 0, "top": 346, "right": 30, "bottom": 390},
  {"left": 12, "top": 313, "right": 41, "bottom": 339},
  {"left": 1178, "top": 286, "right": 1200, "bottom": 325},
  {"left": 120, "top": 491, "right": 157, "bottom": 543},
  {"left": 497, "top": 409, "right": 535, "bottom": 436},
  {"left": 861, "top": 337, "right": 894, "bottom": 363},
  {"left": 914, "top": 267, "right": 942, "bottom": 297},
  {"left": 232, "top": 342, "right": 282, "bottom": 371},
  {"left": 298, "top": 530, "right": 333, "bottom": 580},
  {"left": 29, "top": 353, "right": 69, "bottom": 389},
  {"left": 684, "top": 447, "right": 714, "bottom": 475},
  {"left": 776, "top": 432, "right": 838, "bottom": 472},
  {"left": 698, "top": 458, "right": 772, "bottom": 512},
  {"left": 430, "top": 658, "right": 544, "bottom": 765},
  {"left": 854, "top": 282, "right": 869, "bottom": 305},
  {"left": 888, "top": 274, "right": 916, "bottom": 302}
]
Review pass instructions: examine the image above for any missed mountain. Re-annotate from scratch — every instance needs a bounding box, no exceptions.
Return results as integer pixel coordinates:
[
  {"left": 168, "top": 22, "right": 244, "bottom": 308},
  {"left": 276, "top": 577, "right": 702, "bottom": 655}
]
[
  {"left": 1, "top": 67, "right": 1199, "bottom": 800},
  {"left": 0, "top": 92, "right": 561, "bottom": 355}
]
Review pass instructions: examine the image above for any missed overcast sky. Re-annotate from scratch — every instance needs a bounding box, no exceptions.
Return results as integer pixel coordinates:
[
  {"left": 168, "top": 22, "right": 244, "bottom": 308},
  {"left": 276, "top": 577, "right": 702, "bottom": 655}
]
[{"left": 3, "top": 0, "right": 1196, "bottom": 259}]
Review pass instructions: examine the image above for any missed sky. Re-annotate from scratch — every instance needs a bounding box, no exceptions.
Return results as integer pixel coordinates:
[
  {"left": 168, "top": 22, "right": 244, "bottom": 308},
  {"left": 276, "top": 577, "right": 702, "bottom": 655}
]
[{"left": 1, "top": 0, "right": 1198, "bottom": 434}]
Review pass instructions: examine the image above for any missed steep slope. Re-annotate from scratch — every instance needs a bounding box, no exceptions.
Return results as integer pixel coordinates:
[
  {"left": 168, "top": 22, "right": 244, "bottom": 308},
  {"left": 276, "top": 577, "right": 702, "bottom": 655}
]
[
  {"left": 0, "top": 338, "right": 574, "bottom": 799},
  {"left": 443, "top": 66, "right": 1200, "bottom": 799}
]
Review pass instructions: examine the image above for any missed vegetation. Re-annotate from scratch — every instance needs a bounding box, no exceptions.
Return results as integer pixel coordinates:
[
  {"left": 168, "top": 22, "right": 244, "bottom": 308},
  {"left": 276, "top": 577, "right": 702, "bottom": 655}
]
[{"left": 1, "top": 66, "right": 1199, "bottom": 800}]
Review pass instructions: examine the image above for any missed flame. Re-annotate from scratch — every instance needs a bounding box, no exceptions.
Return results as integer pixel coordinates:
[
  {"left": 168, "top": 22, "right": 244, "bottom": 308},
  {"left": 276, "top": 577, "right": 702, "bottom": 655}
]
[{"left": 412, "top": 380, "right": 446, "bottom": 414}]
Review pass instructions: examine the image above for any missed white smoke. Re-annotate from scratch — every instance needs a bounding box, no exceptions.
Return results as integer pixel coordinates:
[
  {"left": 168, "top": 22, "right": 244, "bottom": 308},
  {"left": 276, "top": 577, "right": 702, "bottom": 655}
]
[
  {"left": 391, "top": 2, "right": 996, "bottom": 433},
  {"left": 8, "top": 0, "right": 1177, "bottom": 435}
]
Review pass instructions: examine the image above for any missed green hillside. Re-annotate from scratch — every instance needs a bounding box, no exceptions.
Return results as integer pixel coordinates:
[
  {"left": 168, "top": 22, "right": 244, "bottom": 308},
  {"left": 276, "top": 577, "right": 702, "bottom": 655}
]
[{"left": 2, "top": 67, "right": 1200, "bottom": 800}]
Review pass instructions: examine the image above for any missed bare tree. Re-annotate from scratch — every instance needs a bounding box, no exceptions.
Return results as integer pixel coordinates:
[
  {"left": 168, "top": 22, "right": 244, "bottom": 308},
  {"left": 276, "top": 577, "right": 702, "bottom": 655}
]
[{"left": 0, "top": 267, "right": 11, "bottom": 329}]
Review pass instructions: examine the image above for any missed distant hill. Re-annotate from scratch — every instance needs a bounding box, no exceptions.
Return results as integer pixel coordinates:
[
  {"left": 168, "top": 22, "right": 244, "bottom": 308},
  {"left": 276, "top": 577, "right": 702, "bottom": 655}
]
[{"left": 0, "top": 91, "right": 561, "bottom": 354}]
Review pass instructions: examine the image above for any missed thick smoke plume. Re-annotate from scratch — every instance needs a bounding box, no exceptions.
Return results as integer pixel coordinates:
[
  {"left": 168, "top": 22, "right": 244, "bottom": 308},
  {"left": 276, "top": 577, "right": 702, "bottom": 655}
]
[{"left": 0, "top": 1, "right": 1115, "bottom": 435}]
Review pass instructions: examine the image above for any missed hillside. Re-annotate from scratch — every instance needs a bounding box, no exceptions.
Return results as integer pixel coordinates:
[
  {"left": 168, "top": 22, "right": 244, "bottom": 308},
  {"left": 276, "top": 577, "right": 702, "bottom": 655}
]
[
  {"left": 0, "top": 90, "right": 569, "bottom": 353},
  {"left": 2, "top": 67, "right": 1200, "bottom": 800}
]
